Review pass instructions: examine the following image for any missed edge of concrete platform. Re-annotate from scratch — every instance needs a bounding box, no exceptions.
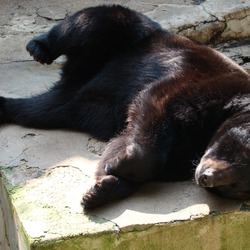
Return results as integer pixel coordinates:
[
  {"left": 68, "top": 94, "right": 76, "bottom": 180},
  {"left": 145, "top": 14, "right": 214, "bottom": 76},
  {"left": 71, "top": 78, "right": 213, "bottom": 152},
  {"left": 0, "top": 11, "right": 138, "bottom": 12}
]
[
  {"left": 30, "top": 212, "right": 250, "bottom": 250},
  {"left": 0, "top": 175, "right": 29, "bottom": 250},
  {"left": 2, "top": 169, "right": 250, "bottom": 250}
]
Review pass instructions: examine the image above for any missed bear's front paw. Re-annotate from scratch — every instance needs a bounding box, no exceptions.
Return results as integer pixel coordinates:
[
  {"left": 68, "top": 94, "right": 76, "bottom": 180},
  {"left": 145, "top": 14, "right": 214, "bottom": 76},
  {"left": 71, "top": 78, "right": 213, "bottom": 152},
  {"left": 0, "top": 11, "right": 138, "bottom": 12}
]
[
  {"left": 26, "top": 34, "right": 54, "bottom": 65},
  {"left": 82, "top": 175, "right": 119, "bottom": 209}
]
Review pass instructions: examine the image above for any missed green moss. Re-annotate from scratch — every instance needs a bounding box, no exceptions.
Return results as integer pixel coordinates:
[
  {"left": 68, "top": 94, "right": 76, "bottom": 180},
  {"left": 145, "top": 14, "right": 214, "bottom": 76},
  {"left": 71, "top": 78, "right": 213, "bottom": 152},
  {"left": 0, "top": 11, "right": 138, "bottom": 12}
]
[
  {"left": 240, "top": 201, "right": 250, "bottom": 211},
  {"left": 0, "top": 167, "right": 16, "bottom": 192},
  {"left": 31, "top": 232, "right": 116, "bottom": 250}
]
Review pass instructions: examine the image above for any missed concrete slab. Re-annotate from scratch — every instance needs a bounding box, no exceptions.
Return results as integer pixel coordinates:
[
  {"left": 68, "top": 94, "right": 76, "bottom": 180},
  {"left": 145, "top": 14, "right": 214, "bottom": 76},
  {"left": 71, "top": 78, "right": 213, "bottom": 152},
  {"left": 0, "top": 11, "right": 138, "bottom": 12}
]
[{"left": 1, "top": 1, "right": 250, "bottom": 249}]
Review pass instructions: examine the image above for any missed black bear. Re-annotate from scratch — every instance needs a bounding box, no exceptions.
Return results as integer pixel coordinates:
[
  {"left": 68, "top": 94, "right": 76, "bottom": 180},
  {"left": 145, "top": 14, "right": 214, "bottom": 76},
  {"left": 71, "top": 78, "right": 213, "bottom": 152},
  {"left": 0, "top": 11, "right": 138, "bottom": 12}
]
[{"left": 1, "top": 5, "right": 250, "bottom": 209}]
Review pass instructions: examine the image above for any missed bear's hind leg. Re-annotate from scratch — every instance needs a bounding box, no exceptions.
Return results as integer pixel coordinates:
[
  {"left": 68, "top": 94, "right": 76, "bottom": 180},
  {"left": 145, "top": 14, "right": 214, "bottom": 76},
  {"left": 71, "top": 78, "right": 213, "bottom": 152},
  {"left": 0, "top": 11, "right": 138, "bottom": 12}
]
[{"left": 82, "top": 135, "right": 141, "bottom": 209}]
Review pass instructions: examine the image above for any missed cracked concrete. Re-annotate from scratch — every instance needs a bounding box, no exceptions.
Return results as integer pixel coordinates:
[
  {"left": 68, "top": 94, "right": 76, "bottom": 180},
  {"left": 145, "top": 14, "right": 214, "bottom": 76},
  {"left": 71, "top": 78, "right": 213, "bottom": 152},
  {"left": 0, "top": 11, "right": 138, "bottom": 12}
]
[
  {"left": 1, "top": 0, "right": 250, "bottom": 249},
  {"left": 146, "top": 0, "right": 250, "bottom": 43}
]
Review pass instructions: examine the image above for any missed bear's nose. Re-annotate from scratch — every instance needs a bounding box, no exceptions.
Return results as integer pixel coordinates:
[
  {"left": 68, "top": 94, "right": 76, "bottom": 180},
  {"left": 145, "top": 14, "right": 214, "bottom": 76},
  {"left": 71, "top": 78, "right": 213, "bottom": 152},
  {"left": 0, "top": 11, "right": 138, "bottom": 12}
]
[
  {"left": 197, "top": 173, "right": 214, "bottom": 187},
  {"left": 196, "top": 167, "right": 216, "bottom": 187}
]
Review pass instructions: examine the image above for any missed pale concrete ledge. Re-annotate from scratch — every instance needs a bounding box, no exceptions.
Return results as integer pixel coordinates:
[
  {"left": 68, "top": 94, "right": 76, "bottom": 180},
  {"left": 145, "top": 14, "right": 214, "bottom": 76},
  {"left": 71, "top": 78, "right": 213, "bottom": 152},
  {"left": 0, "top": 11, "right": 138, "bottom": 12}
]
[{"left": 1, "top": 1, "right": 250, "bottom": 249}]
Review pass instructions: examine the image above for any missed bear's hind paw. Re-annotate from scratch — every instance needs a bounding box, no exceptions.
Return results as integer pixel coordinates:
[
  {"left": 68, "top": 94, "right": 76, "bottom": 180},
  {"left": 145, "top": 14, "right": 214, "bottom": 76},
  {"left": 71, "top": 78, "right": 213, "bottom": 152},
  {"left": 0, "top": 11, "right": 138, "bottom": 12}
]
[
  {"left": 82, "top": 175, "right": 119, "bottom": 209},
  {"left": 82, "top": 175, "right": 139, "bottom": 209}
]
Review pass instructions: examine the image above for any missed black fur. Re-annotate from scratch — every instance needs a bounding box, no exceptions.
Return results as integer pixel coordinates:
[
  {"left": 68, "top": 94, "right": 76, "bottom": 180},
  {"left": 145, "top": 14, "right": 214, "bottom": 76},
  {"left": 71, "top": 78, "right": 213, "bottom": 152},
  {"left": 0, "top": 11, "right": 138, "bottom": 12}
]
[{"left": 1, "top": 5, "right": 250, "bottom": 209}]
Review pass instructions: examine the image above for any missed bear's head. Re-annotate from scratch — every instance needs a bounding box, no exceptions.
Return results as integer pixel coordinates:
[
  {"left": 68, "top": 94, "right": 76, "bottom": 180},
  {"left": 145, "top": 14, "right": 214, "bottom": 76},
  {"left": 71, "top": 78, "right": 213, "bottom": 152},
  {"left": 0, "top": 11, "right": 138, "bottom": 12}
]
[{"left": 195, "top": 117, "right": 250, "bottom": 199}]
